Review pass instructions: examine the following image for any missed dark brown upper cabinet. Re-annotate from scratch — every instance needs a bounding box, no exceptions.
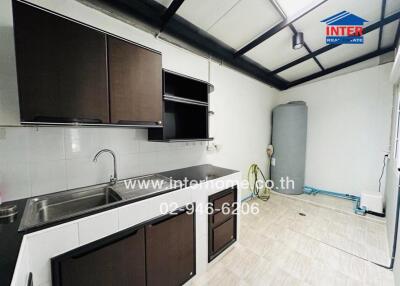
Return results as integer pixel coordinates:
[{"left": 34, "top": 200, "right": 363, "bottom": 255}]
[
  {"left": 146, "top": 209, "right": 195, "bottom": 286},
  {"left": 13, "top": 1, "right": 109, "bottom": 124},
  {"left": 13, "top": 1, "right": 163, "bottom": 127},
  {"left": 108, "top": 36, "right": 162, "bottom": 126}
]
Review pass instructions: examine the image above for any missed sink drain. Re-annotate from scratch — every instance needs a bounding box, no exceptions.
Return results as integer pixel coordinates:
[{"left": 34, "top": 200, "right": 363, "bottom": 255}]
[{"left": 298, "top": 212, "right": 306, "bottom": 216}]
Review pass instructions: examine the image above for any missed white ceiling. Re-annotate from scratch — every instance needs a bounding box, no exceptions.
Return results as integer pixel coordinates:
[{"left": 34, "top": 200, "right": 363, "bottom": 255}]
[
  {"left": 382, "top": 20, "right": 400, "bottom": 48},
  {"left": 177, "top": 0, "right": 240, "bottom": 31},
  {"left": 206, "top": 0, "right": 282, "bottom": 49},
  {"left": 154, "top": 0, "right": 400, "bottom": 84},
  {"left": 245, "top": 28, "right": 309, "bottom": 71},
  {"left": 278, "top": 58, "right": 321, "bottom": 81},
  {"left": 277, "top": 0, "right": 317, "bottom": 17},
  {"left": 317, "top": 30, "right": 380, "bottom": 68}
]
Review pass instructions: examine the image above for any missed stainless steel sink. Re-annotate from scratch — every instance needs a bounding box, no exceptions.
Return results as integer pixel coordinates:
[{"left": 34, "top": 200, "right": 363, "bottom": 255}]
[
  {"left": 19, "top": 174, "right": 176, "bottom": 231},
  {"left": 112, "top": 174, "right": 178, "bottom": 200},
  {"left": 19, "top": 186, "right": 122, "bottom": 231}
]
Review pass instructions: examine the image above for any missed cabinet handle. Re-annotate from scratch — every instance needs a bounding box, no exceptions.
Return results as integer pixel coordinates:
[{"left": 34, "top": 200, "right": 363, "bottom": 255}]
[
  {"left": 32, "top": 116, "right": 103, "bottom": 124},
  {"left": 117, "top": 120, "right": 160, "bottom": 126}
]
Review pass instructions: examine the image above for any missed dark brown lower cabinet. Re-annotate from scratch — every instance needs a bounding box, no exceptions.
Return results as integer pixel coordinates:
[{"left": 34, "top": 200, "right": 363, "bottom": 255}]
[
  {"left": 146, "top": 209, "right": 195, "bottom": 286},
  {"left": 52, "top": 206, "right": 195, "bottom": 286},
  {"left": 209, "top": 187, "right": 237, "bottom": 262},
  {"left": 52, "top": 228, "right": 146, "bottom": 286}
]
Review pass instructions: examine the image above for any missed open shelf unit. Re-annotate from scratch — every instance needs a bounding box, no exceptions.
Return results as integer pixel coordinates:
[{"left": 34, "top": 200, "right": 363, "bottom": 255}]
[{"left": 148, "top": 70, "right": 214, "bottom": 142}]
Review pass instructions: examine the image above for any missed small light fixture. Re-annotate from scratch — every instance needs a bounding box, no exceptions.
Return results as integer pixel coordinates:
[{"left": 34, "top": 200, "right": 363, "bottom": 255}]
[{"left": 292, "top": 32, "right": 304, "bottom": 50}]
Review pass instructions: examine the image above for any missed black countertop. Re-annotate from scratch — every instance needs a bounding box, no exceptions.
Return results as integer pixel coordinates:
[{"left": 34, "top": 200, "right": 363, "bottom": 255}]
[
  {"left": 0, "top": 164, "right": 238, "bottom": 286},
  {"left": 0, "top": 198, "right": 27, "bottom": 286}
]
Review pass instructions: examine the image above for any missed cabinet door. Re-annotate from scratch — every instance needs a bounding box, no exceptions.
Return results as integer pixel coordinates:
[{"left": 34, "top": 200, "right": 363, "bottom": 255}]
[
  {"left": 13, "top": 1, "right": 109, "bottom": 123},
  {"left": 54, "top": 228, "right": 146, "bottom": 286},
  {"left": 146, "top": 210, "right": 195, "bottom": 286},
  {"left": 212, "top": 217, "right": 234, "bottom": 252},
  {"left": 108, "top": 36, "right": 162, "bottom": 125},
  {"left": 208, "top": 187, "right": 237, "bottom": 261}
]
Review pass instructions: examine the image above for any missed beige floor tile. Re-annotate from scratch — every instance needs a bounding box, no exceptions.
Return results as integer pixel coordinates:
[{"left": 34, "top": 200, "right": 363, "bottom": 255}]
[{"left": 193, "top": 194, "right": 394, "bottom": 286}]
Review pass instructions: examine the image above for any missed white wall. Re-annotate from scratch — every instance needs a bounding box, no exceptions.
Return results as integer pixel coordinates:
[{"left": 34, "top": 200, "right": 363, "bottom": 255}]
[
  {"left": 277, "top": 63, "right": 394, "bottom": 196},
  {"left": 207, "top": 62, "right": 276, "bottom": 198},
  {"left": 385, "top": 85, "right": 399, "bottom": 283},
  {"left": 0, "top": 0, "right": 276, "bottom": 202}
]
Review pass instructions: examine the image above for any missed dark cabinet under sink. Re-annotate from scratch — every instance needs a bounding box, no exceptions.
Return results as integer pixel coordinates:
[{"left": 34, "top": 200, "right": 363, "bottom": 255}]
[
  {"left": 52, "top": 228, "right": 146, "bottom": 286},
  {"left": 52, "top": 205, "right": 195, "bottom": 286},
  {"left": 146, "top": 208, "right": 195, "bottom": 286}
]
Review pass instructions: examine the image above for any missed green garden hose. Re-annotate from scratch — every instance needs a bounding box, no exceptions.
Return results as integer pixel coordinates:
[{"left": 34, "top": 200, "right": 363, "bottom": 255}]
[{"left": 248, "top": 164, "right": 270, "bottom": 201}]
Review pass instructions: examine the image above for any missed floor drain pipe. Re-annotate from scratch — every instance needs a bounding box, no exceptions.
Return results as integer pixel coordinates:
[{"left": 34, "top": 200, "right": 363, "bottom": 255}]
[{"left": 303, "top": 186, "right": 366, "bottom": 215}]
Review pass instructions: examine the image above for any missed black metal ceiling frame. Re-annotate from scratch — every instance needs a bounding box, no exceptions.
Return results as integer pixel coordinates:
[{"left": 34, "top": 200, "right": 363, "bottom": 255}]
[
  {"left": 268, "top": 0, "right": 325, "bottom": 71},
  {"left": 377, "top": 0, "right": 387, "bottom": 50},
  {"left": 234, "top": 0, "right": 329, "bottom": 57},
  {"left": 271, "top": 8, "right": 400, "bottom": 74},
  {"left": 158, "top": 0, "right": 184, "bottom": 34},
  {"left": 106, "top": 0, "right": 399, "bottom": 90},
  {"left": 104, "top": 0, "right": 289, "bottom": 89},
  {"left": 395, "top": 18, "right": 400, "bottom": 48}
]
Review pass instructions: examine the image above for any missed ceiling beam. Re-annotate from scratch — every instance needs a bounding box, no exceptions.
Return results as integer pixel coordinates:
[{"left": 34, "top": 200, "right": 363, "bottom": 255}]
[
  {"left": 159, "top": 0, "right": 185, "bottom": 33},
  {"left": 234, "top": 0, "right": 328, "bottom": 57},
  {"left": 303, "top": 41, "right": 325, "bottom": 71},
  {"left": 377, "top": 0, "right": 387, "bottom": 50},
  {"left": 287, "top": 46, "right": 394, "bottom": 88},
  {"left": 269, "top": 0, "right": 324, "bottom": 71},
  {"left": 272, "top": 10, "right": 400, "bottom": 74},
  {"left": 102, "top": 0, "right": 289, "bottom": 90},
  {"left": 289, "top": 24, "right": 325, "bottom": 70},
  {"left": 395, "top": 20, "right": 400, "bottom": 48}
]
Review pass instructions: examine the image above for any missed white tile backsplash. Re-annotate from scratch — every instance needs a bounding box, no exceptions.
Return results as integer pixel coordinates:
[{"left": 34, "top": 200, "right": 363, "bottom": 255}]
[
  {"left": 64, "top": 127, "right": 100, "bottom": 160},
  {"left": 0, "top": 126, "right": 207, "bottom": 202},
  {"left": 29, "top": 160, "right": 67, "bottom": 197},
  {"left": 65, "top": 156, "right": 115, "bottom": 189},
  {"left": 28, "top": 127, "right": 65, "bottom": 162},
  {"left": 118, "top": 152, "right": 141, "bottom": 179},
  {"left": 0, "top": 127, "right": 28, "bottom": 162},
  {"left": 0, "top": 161, "right": 31, "bottom": 202}
]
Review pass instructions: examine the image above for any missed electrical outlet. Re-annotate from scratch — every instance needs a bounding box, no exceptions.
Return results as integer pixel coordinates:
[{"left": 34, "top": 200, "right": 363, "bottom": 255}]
[{"left": 0, "top": 128, "right": 6, "bottom": 140}]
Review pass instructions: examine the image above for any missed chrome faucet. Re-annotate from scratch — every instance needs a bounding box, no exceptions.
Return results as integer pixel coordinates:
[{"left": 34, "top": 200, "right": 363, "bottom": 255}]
[{"left": 93, "top": 149, "right": 118, "bottom": 185}]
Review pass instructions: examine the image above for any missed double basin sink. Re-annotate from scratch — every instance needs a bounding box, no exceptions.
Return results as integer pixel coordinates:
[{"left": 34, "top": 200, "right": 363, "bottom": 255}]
[{"left": 19, "top": 174, "right": 177, "bottom": 231}]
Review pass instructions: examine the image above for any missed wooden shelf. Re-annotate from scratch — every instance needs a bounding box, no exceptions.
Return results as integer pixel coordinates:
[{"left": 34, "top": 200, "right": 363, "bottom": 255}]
[
  {"left": 163, "top": 95, "right": 208, "bottom": 106},
  {"left": 149, "top": 70, "right": 212, "bottom": 142}
]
